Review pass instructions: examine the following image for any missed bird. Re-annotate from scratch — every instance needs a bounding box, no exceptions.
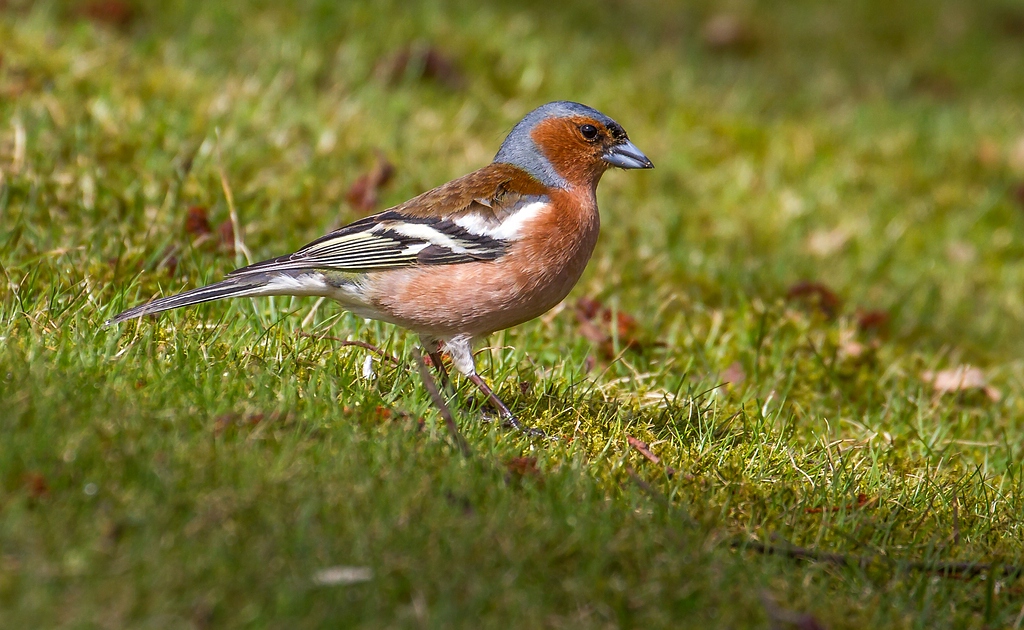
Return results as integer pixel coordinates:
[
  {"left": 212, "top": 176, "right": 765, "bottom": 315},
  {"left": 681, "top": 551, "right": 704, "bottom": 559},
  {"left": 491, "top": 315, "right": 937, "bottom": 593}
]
[{"left": 108, "top": 101, "right": 653, "bottom": 434}]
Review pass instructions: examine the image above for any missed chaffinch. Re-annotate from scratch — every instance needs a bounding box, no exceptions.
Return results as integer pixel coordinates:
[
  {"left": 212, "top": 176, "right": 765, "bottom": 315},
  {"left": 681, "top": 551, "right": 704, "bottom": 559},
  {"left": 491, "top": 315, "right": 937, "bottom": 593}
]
[{"left": 110, "top": 101, "right": 653, "bottom": 433}]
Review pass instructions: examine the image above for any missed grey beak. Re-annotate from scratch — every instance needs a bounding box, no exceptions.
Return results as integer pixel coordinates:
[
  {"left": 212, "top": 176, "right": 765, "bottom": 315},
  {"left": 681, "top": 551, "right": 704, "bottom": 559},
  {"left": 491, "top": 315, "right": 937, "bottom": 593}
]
[{"left": 602, "top": 139, "right": 654, "bottom": 169}]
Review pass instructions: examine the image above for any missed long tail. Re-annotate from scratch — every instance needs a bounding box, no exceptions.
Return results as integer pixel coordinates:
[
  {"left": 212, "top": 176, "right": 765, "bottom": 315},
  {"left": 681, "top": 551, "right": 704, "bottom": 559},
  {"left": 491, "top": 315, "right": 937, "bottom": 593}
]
[{"left": 107, "top": 272, "right": 318, "bottom": 325}]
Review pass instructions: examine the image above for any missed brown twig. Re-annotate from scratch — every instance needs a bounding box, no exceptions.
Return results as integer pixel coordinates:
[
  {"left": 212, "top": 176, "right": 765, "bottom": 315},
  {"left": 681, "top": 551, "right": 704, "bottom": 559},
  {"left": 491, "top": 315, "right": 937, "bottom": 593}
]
[
  {"left": 734, "top": 537, "right": 1024, "bottom": 580},
  {"left": 627, "top": 435, "right": 679, "bottom": 478},
  {"left": 624, "top": 452, "right": 1018, "bottom": 583},
  {"left": 413, "top": 347, "right": 471, "bottom": 458},
  {"left": 297, "top": 332, "right": 402, "bottom": 364},
  {"left": 737, "top": 537, "right": 871, "bottom": 569}
]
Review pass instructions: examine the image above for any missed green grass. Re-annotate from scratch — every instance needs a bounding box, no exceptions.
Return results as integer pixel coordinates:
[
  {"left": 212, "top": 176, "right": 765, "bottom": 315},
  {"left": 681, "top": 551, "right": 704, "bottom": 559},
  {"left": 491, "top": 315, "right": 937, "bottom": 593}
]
[{"left": 3, "top": 0, "right": 1024, "bottom": 627}]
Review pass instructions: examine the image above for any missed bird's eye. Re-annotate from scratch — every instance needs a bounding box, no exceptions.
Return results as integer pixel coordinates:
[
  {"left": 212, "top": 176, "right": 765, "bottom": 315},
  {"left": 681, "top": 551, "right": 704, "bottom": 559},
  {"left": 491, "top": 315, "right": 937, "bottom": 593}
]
[{"left": 579, "top": 124, "right": 599, "bottom": 140}]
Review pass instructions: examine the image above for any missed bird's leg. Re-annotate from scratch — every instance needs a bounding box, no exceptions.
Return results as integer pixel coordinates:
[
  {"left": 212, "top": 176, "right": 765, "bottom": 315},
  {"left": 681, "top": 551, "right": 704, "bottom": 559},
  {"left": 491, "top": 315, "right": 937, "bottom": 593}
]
[
  {"left": 421, "top": 336, "right": 454, "bottom": 395},
  {"left": 427, "top": 348, "right": 453, "bottom": 393},
  {"left": 412, "top": 347, "right": 471, "bottom": 457},
  {"left": 466, "top": 373, "right": 545, "bottom": 437},
  {"left": 443, "top": 335, "right": 545, "bottom": 438}
]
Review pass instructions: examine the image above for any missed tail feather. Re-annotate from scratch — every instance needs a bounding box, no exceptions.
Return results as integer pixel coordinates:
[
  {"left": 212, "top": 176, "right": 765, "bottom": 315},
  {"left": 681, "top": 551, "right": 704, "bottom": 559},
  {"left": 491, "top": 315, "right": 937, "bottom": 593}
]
[{"left": 107, "top": 273, "right": 278, "bottom": 325}]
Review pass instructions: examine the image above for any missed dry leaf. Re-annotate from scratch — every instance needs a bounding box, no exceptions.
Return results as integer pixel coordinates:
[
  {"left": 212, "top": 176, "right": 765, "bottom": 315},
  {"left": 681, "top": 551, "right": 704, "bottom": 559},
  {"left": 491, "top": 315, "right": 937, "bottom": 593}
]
[
  {"left": 574, "top": 297, "right": 643, "bottom": 359},
  {"left": 184, "top": 205, "right": 212, "bottom": 237},
  {"left": 504, "top": 456, "right": 542, "bottom": 486},
  {"left": 840, "top": 339, "right": 865, "bottom": 359},
  {"left": 855, "top": 308, "right": 890, "bottom": 334},
  {"left": 346, "top": 151, "right": 395, "bottom": 213},
  {"left": 786, "top": 281, "right": 841, "bottom": 318},
  {"left": 837, "top": 327, "right": 870, "bottom": 360},
  {"left": 217, "top": 219, "right": 235, "bottom": 254},
  {"left": 721, "top": 361, "right": 746, "bottom": 386},
  {"left": 312, "top": 566, "right": 373, "bottom": 586},
  {"left": 806, "top": 227, "right": 851, "bottom": 257},
  {"left": 575, "top": 295, "right": 602, "bottom": 320},
  {"left": 377, "top": 45, "right": 465, "bottom": 90},
  {"left": 505, "top": 456, "right": 540, "bottom": 477},
  {"left": 922, "top": 366, "right": 1001, "bottom": 401},
  {"left": 945, "top": 241, "right": 977, "bottom": 264},
  {"left": 77, "top": 0, "right": 136, "bottom": 28},
  {"left": 213, "top": 413, "right": 236, "bottom": 435},
  {"left": 701, "top": 14, "right": 757, "bottom": 52},
  {"left": 24, "top": 472, "right": 50, "bottom": 499}
]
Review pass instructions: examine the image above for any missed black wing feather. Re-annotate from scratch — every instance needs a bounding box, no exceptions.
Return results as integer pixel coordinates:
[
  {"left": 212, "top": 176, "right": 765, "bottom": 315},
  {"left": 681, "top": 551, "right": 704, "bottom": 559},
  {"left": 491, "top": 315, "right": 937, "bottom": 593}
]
[{"left": 226, "top": 211, "right": 509, "bottom": 277}]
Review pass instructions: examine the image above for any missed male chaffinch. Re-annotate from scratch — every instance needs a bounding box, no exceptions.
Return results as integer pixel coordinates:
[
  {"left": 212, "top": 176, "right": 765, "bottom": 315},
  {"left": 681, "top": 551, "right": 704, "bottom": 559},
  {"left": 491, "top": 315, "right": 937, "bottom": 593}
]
[{"left": 109, "top": 101, "right": 653, "bottom": 433}]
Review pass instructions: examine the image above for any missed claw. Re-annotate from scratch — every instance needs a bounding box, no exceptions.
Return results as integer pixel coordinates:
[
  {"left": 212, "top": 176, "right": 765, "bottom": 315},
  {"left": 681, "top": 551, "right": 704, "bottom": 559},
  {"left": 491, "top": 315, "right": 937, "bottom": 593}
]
[{"left": 502, "top": 414, "right": 548, "bottom": 438}]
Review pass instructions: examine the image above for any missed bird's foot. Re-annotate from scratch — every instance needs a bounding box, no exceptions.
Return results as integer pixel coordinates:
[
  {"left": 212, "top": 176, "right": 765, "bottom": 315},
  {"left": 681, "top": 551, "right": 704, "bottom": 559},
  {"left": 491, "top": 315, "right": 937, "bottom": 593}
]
[
  {"left": 503, "top": 414, "right": 548, "bottom": 438},
  {"left": 479, "top": 409, "right": 549, "bottom": 439}
]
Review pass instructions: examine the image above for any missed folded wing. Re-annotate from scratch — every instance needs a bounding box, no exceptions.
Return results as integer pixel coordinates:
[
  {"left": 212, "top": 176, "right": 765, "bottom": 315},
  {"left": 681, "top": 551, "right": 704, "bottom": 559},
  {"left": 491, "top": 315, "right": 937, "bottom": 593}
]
[
  {"left": 228, "top": 163, "right": 549, "bottom": 277},
  {"left": 228, "top": 210, "right": 508, "bottom": 277}
]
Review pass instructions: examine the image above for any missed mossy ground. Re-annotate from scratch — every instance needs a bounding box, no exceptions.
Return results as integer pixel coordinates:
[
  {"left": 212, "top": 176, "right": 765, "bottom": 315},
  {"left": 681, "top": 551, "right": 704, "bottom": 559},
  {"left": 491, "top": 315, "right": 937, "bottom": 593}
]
[{"left": 3, "top": 1, "right": 1024, "bottom": 627}]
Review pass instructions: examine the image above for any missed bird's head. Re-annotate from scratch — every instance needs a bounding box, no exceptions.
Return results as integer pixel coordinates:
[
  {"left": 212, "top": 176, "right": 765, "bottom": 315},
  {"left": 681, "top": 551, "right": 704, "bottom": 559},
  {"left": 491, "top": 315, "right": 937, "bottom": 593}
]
[{"left": 494, "top": 101, "right": 653, "bottom": 190}]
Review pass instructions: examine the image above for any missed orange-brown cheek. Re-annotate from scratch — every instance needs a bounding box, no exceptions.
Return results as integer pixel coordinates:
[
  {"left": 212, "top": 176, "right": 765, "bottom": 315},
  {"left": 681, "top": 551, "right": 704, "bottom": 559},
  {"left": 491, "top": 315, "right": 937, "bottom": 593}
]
[{"left": 530, "top": 118, "right": 606, "bottom": 186}]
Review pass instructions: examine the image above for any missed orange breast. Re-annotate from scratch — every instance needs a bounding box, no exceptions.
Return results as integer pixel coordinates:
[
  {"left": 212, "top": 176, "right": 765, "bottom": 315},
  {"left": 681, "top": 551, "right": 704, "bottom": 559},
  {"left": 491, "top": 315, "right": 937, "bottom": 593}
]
[{"left": 366, "top": 188, "right": 600, "bottom": 339}]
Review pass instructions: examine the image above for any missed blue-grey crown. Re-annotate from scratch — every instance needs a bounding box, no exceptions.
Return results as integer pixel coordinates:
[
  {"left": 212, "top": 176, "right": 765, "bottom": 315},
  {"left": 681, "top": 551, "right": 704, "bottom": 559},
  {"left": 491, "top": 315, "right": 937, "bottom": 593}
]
[{"left": 493, "top": 101, "right": 619, "bottom": 188}]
